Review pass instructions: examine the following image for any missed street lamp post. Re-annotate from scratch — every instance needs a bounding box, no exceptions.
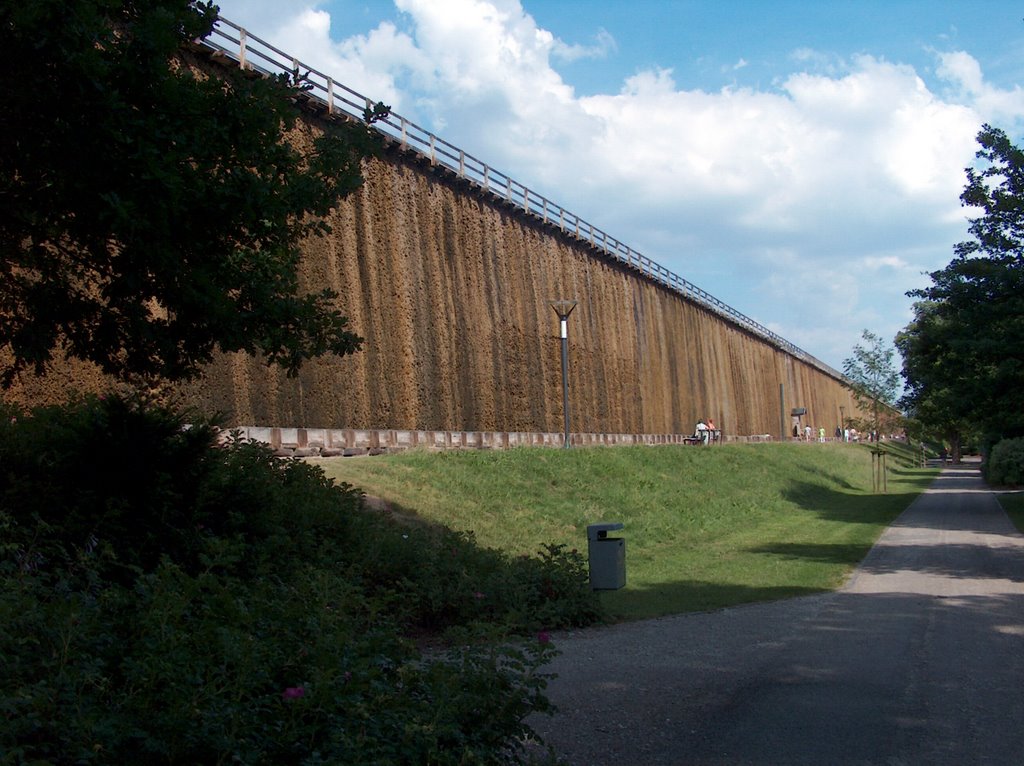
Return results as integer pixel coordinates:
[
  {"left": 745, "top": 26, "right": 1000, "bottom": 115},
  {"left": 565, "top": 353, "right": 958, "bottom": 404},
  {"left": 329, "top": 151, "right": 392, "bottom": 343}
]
[{"left": 548, "top": 299, "right": 577, "bottom": 449}]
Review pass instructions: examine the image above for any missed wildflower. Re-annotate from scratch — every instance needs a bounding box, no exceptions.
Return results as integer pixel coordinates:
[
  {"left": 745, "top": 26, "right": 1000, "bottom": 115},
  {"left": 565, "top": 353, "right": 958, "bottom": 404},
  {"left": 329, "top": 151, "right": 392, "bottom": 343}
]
[
  {"left": 474, "top": 591, "right": 485, "bottom": 599},
  {"left": 537, "top": 631, "right": 551, "bottom": 645},
  {"left": 281, "top": 686, "right": 305, "bottom": 700}
]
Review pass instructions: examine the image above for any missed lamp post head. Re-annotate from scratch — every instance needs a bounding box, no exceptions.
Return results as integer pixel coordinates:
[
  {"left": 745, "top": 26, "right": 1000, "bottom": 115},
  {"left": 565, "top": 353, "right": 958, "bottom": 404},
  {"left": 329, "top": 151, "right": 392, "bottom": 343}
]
[{"left": 548, "top": 299, "right": 578, "bottom": 319}]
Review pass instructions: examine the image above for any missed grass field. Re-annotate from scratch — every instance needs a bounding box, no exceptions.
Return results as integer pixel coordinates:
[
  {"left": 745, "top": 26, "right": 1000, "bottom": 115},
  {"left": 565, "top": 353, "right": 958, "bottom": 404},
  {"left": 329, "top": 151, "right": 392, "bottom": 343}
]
[
  {"left": 998, "top": 492, "right": 1024, "bottom": 532},
  {"left": 312, "top": 440, "right": 936, "bottom": 621}
]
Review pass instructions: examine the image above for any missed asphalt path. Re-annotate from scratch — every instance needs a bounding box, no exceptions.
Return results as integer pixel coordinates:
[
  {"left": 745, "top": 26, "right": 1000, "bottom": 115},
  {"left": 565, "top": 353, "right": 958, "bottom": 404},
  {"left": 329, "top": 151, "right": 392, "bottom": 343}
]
[{"left": 528, "top": 464, "right": 1024, "bottom": 765}]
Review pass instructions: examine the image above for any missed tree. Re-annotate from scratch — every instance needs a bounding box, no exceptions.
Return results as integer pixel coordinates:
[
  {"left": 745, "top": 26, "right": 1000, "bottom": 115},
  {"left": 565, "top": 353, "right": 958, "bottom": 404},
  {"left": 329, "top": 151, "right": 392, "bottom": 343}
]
[
  {"left": 0, "top": 0, "right": 387, "bottom": 386},
  {"left": 842, "top": 329, "right": 901, "bottom": 440},
  {"left": 895, "top": 301, "right": 975, "bottom": 462},
  {"left": 904, "top": 125, "right": 1024, "bottom": 442}
]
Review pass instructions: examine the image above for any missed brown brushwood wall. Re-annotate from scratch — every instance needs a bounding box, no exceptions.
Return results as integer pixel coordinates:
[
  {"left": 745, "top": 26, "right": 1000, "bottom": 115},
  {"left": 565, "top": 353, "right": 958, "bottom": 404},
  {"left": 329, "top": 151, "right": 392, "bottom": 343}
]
[
  {"left": 4, "top": 55, "right": 857, "bottom": 437},
  {"left": 176, "top": 118, "right": 855, "bottom": 436}
]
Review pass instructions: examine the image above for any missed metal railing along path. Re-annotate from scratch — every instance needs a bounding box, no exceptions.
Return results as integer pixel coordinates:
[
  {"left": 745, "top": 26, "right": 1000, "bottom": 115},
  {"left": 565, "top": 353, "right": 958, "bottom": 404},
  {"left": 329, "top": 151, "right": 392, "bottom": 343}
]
[{"left": 202, "top": 17, "right": 845, "bottom": 382}]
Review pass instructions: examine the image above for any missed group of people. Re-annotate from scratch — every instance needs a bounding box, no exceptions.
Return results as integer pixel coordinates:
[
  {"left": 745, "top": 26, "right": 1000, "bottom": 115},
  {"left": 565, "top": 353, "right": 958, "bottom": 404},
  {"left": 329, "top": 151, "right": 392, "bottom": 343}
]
[
  {"left": 793, "top": 424, "right": 862, "bottom": 442},
  {"left": 694, "top": 417, "right": 718, "bottom": 445},
  {"left": 690, "top": 418, "right": 867, "bottom": 445}
]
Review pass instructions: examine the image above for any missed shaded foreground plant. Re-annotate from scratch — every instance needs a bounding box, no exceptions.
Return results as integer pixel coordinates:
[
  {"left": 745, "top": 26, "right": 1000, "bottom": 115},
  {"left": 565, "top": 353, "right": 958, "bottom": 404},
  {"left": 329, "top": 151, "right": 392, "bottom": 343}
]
[
  {"left": 986, "top": 437, "right": 1024, "bottom": 486},
  {"left": 0, "top": 395, "right": 594, "bottom": 763}
]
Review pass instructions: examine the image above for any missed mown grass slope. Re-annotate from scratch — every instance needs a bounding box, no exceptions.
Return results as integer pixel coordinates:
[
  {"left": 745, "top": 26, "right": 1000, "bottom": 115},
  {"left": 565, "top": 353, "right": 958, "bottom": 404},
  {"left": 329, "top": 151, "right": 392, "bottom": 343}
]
[{"left": 314, "top": 441, "right": 936, "bottom": 620}]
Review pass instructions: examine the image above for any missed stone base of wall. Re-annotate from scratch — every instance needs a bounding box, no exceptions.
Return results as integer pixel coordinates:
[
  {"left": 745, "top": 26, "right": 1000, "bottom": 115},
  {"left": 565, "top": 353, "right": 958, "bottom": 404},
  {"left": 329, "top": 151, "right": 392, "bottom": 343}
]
[{"left": 223, "top": 426, "right": 776, "bottom": 457}]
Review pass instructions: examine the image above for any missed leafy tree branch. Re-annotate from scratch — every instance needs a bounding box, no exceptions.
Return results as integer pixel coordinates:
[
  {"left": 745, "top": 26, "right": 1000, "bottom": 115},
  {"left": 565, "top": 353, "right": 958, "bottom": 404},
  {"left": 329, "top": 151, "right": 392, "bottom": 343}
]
[{"left": 0, "top": 0, "right": 388, "bottom": 386}]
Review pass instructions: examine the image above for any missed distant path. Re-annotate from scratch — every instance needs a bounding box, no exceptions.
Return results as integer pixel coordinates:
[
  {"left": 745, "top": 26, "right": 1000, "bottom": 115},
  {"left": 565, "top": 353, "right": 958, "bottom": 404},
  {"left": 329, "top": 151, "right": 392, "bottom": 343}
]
[{"left": 529, "top": 464, "right": 1024, "bottom": 765}]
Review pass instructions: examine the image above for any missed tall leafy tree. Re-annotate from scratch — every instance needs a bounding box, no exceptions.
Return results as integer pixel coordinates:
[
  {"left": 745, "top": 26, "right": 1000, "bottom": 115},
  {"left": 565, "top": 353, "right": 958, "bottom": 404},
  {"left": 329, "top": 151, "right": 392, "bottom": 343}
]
[
  {"left": 904, "top": 125, "right": 1024, "bottom": 441},
  {"left": 842, "top": 329, "right": 901, "bottom": 440},
  {"left": 895, "top": 301, "right": 975, "bottom": 461},
  {"left": 0, "top": 0, "right": 386, "bottom": 386}
]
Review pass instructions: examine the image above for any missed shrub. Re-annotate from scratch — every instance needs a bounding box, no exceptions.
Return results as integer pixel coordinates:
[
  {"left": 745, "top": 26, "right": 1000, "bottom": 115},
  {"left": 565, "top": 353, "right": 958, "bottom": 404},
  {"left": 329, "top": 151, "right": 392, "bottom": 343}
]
[
  {"left": 0, "top": 395, "right": 589, "bottom": 764},
  {"left": 1, "top": 561, "right": 561, "bottom": 764},
  {"left": 986, "top": 437, "right": 1024, "bottom": 486},
  {"left": 0, "top": 395, "right": 221, "bottom": 580}
]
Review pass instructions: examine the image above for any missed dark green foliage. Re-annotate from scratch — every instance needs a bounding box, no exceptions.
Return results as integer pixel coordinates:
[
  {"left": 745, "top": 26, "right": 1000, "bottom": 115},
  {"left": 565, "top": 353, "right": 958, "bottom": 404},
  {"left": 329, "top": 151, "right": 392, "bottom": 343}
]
[
  {"left": 2, "top": 567, "right": 560, "bottom": 764},
  {"left": 985, "top": 437, "right": 1024, "bottom": 486},
  {"left": 1, "top": 397, "right": 593, "bottom": 763},
  {"left": 1, "top": 396, "right": 222, "bottom": 580},
  {"left": 0, "top": 0, "right": 386, "bottom": 385},
  {"left": 902, "top": 125, "right": 1024, "bottom": 443},
  {"left": 896, "top": 300, "right": 974, "bottom": 461}
]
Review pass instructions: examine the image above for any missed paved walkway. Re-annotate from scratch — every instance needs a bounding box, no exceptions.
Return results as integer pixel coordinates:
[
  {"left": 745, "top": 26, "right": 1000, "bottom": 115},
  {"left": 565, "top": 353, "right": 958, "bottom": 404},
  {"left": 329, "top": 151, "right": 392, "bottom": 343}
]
[{"left": 529, "top": 464, "right": 1024, "bottom": 765}]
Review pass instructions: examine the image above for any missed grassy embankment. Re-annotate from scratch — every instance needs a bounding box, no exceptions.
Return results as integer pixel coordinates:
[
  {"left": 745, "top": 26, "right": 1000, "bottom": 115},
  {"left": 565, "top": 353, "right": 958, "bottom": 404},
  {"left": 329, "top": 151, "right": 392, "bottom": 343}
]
[
  {"left": 997, "top": 492, "right": 1024, "bottom": 531},
  {"left": 314, "top": 440, "right": 936, "bottom": 621}
]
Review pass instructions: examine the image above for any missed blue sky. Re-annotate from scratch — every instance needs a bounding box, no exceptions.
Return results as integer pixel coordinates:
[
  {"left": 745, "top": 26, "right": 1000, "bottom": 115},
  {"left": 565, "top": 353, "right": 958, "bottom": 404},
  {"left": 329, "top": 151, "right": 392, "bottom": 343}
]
[{"left": 211, "top": 0, "right": 1024, "bottom": 372}]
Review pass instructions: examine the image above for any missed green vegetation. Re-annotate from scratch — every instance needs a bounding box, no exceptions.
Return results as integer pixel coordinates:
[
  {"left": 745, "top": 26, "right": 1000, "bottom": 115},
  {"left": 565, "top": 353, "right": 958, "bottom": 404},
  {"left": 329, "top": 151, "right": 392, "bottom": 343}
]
[
  {"left": 1, "top": 396, "right": 595, "bottom": 764},
  {"left": 315, "top": 440, "right": 935, "bottom": 620},
  {"left": 997, "top": 492, "right": 1024, "bottom": 532},
  {"left": 987, "top": 438, "right": 1024, "bottom": 487}
]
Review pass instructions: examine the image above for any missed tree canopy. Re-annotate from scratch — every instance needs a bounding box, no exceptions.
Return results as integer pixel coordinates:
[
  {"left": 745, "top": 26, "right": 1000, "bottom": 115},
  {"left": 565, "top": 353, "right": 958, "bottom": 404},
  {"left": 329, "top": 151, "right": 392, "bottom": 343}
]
[
  {"left": 895, "top": 301, "right": 974, "bottom": 459},
  {"left": 900, "top": 125, "right": 1024, "bottom": 444},
  {"left": 0, "top": 0, "right": 386, "bottom": 386}
]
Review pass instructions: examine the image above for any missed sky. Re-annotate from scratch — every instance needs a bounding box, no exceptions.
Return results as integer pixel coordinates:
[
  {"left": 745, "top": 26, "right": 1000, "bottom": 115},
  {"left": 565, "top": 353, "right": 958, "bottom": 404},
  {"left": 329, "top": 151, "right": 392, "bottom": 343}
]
[{"left": 210, "top": 0, "right": 1024, "bottom": 373}]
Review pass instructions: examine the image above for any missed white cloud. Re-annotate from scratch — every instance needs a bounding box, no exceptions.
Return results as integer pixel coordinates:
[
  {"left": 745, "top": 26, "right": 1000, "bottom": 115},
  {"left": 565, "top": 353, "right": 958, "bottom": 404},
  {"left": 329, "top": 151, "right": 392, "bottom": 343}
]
[
  {"left": 938, "top": 50, "right": 985, "bottom": 93},
  {"left": 936, "top": 50, "right": 1024, "bottom": 124},
  {"left": 552, "top": 28, "right": 616, "bottom": 63},
  {"left": 861, "top": 255, "right": 913, "bottom": 272}
]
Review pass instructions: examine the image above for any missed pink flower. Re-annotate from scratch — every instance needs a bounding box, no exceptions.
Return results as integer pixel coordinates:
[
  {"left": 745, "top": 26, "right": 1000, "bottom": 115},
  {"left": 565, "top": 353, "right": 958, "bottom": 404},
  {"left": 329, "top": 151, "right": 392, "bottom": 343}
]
[
  {"left": 474, "top": 591, "right": 485, "bottom": 599},
  {"left": 537, "top": 631, "right": 551, "bottom": 645},
  {"left": 281, "top": 686, "right": 305, "bottom": 700}
]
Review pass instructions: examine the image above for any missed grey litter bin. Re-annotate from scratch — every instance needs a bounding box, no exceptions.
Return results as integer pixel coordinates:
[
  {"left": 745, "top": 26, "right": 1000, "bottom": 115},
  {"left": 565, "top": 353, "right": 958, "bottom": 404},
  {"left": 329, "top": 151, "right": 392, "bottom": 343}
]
[{"left": 587, "top": 522, "right": 626, "bottom": 590}]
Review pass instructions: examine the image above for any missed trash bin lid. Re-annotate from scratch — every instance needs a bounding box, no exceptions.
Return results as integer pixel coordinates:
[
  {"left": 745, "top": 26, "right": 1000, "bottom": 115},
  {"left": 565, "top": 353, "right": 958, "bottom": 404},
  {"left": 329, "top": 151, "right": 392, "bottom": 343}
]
[{"left": 587, "top": 522, "right": 624, "bottom": 541}]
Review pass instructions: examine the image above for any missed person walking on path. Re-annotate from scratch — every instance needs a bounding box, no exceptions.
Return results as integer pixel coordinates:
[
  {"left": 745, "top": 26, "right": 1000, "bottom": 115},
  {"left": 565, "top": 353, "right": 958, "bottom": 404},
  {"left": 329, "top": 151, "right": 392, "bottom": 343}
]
[{"left": 529, "top": 462, "right": 1024, "bottom": 765}]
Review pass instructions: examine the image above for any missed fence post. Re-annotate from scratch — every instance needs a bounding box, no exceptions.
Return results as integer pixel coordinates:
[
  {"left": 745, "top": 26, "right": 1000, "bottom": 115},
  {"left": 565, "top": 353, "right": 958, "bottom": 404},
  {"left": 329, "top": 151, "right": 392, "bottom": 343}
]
[{"left": 238, "top": 27, "right": 248, "bottom": 70}]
